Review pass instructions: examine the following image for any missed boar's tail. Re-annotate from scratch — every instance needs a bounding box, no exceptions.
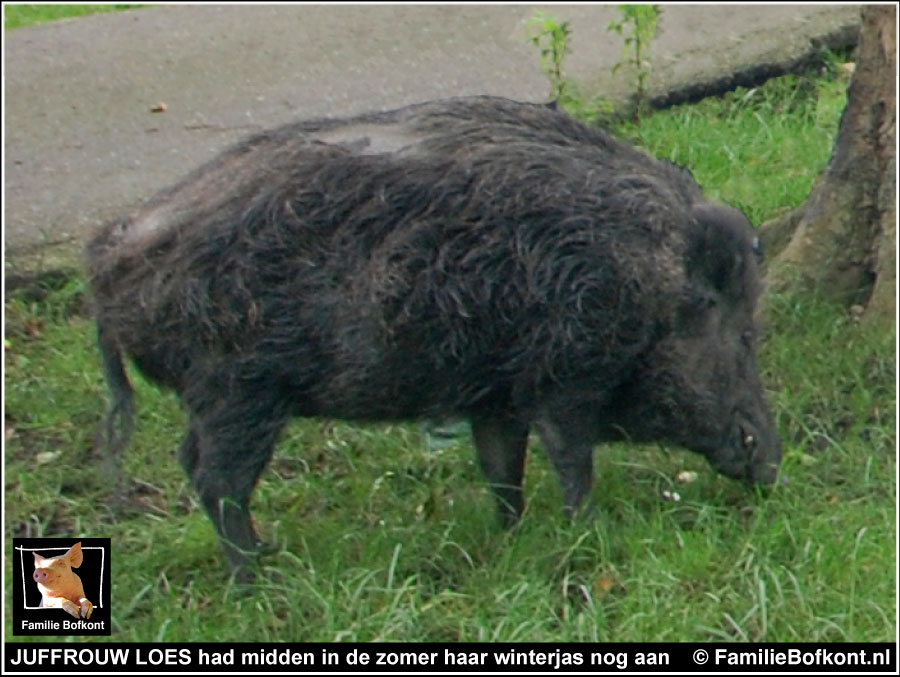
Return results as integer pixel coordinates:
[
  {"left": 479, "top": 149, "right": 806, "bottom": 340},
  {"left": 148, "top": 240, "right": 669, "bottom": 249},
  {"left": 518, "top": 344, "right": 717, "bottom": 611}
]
[{"left": 97, "top": 323, "right": 135, "bottom": 459}]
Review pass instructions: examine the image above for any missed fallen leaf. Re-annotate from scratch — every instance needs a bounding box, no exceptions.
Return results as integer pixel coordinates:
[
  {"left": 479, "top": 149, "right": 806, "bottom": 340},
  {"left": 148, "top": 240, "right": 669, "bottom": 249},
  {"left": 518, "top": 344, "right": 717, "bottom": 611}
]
[{"left": 594, "top": 575, "right": 616, "bottom": 596}]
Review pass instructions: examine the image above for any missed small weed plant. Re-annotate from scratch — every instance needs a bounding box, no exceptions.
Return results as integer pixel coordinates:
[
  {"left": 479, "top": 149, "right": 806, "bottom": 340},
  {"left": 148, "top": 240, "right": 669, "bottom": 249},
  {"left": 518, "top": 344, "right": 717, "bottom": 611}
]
[{"left": 607, "top": 4, "right": 662, "bottom": 124}]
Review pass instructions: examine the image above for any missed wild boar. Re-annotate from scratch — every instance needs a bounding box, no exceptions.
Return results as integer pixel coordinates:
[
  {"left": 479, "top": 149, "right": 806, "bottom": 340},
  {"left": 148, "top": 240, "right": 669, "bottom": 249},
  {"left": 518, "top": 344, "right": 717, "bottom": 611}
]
[
  {"left": 32, "top": 542, "right": 93, "bottom": 619},
  {"left": 86, "top": 96, "right": 781, "bottom": 578}
]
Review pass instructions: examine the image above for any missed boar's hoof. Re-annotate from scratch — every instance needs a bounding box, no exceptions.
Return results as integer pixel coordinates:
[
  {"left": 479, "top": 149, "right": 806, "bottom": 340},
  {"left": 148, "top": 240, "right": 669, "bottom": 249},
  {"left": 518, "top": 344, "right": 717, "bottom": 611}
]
[
  {"left": 227, "top": 542, "right": 277, "bottom": 584},
  {"left": 61, "top": 599, "right": 82, "bottom": 620},
  {"left": 231, "top": 565, "right": 284, "bottom": 589},
  {"left": 79, "top": 597, "right": 94, "bottom": 619},
  {"left": 563, "top": 499, "right": 597, "bottom": 523},
  {"left": 255, "top": 539, "right": 278, "bottom": 555},
  {"left": 231, "top": 563, "right": 258, "bottom": 586}
]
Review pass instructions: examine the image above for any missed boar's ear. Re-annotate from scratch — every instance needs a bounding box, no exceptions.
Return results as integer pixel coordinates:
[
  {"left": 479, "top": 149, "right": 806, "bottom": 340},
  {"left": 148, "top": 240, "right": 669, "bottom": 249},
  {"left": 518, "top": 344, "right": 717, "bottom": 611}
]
[
  {"left": 688, "top": 203, "right": 755, "bottom": 297},
  {"left": 33, "top": 551, "right": 44, "bottom": 566},
  {"left": 66, "top": 542, "right": 83, "bottom": 568}
]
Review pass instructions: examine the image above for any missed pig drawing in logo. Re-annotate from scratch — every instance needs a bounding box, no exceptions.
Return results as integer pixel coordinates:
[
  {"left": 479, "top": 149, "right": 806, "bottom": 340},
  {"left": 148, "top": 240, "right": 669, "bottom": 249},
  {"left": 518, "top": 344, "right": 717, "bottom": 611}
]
[{"left": 32, "top": 542, "right": 93, "bottom": 619}]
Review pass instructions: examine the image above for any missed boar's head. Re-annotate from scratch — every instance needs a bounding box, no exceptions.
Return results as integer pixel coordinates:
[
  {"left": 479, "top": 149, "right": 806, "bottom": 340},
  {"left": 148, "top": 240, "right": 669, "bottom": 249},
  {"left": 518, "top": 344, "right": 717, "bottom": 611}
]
[{"left": 611, "top": 203, "right": 782, "bottom": 486}]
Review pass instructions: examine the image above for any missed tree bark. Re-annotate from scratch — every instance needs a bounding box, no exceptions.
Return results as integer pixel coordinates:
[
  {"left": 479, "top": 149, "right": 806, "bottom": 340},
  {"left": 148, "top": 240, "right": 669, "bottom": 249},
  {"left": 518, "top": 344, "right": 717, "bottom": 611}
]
[{"left": 762, "top": 5, "right": 896, "bottom": 324}]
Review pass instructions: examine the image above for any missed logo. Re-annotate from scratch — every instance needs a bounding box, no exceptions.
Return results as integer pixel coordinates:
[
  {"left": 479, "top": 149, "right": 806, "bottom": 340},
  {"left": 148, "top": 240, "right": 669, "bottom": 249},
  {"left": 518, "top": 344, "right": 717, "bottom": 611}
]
[{"left": 12, "top": 538, "right": 111, "bottom": 636}]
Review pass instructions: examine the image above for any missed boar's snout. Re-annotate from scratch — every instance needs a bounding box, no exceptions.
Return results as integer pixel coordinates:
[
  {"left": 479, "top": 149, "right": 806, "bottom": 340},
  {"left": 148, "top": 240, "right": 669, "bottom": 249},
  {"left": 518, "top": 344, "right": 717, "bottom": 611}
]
[
  {"left": 33, "top": 569, "right": 50, "bottom": 584},
  {"left": 710, "top": 412, "right": 782, "bottom": 488},
  {"left": 747, "top": 426, "right": 782, "bottom": 487}
]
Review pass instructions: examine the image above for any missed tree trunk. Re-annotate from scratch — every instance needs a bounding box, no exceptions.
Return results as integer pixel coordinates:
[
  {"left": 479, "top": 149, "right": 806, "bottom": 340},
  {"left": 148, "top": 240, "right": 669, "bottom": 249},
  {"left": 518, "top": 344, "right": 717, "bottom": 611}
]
[{"left": 761, "top": 5, "right": 896, "bottom": 324}]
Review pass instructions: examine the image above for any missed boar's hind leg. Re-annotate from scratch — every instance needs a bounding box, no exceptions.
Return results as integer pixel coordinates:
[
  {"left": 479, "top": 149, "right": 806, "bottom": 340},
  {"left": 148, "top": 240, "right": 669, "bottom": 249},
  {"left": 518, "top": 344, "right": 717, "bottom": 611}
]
[
  {"left": 191, "top": 420, "right": 285, "bottom": 578},
  {"left": 183, "top": 386, "right": 288, "bottom": 580},
  {"left": 471, "top": 417, "right": 529, "bottom": 527}
]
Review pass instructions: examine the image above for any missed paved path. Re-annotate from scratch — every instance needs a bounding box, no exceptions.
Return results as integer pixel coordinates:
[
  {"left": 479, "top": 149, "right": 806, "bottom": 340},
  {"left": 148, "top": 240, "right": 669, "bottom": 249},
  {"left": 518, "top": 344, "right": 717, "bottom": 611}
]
[{"left": 4, "top": 4, "right": 859, "bottom": 266}]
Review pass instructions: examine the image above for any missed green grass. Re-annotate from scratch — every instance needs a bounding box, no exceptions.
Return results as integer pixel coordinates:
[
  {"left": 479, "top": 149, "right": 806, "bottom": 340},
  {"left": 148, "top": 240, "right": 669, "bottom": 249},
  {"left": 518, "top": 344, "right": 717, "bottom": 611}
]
[
  {"left": 4, "top": 4, "right": 144, "bottom": 30},
  {"left": 4, "top": 69, "right": 895, "bottom": 642}
]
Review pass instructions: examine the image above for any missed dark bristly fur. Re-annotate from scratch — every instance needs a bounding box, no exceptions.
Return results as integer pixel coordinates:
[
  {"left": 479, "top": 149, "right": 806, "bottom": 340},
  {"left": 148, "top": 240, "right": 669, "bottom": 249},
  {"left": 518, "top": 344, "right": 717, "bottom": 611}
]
[{"left": 86, "top": 96, "right": 781, "bottom": 578}]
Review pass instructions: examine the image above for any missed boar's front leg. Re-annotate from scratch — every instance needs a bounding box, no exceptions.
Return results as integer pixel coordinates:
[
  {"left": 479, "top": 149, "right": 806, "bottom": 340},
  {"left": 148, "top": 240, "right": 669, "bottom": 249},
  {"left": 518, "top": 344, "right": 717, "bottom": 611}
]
[
  {"left": 535, "top": 414, "right": 595, "bottom": 518},
  {"left": 471, "top": 416, "right": 529, "bottom": 527},
  {"left": 181, "top": 378, "right": 288, "bottom": 581}
]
